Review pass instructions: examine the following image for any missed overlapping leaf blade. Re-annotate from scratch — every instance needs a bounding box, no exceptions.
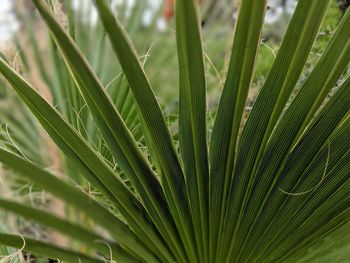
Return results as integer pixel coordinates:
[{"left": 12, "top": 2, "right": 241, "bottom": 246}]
[
  {"left": 93, "top": 1, "right": 193, "bottom": 261},
  {"left": 175, "top": 0, "right": 209, "bottom": 261},
  {"left": 247, "top": 116, "right": 350, "bottom": 261},
  {"left": 0, "top": 148, "right": 155, "bottom": 262},
  {"left": 208, "top": 1, "right": 266, "bottom": 260},
  {"left": 222, "top": 0, "right": 332, "bottom": 260},
  {"left": 230, "top": 7, "right": 350, "bottom": 261},
  {"left": 0, "top": 234, "right": 103, "bottom": 263},
  {"left": 31, "top": 0, "right": 182, "bottom": 261},
  {"left": 0, "top": 199, "right": 138, "bottom": 262},
  {"left": 0, "top": 57, "right": 169, "bottom": 261},
  {"left": 0, "top": 0, "right": 348, "bottom": 262},
  {"left": 236, "top": 74, "right": 350, "bottom": 261}
]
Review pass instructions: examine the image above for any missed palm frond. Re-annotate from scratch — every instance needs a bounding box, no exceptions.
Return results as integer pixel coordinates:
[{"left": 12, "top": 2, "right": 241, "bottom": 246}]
[{"left": 0, "top": 0, "right": 348, "bottom": 262}]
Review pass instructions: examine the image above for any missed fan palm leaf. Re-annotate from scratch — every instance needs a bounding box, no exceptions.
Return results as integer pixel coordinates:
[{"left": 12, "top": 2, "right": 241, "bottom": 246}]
[{"left": 0, "top": 0, "right": 349, "bottom": 262}]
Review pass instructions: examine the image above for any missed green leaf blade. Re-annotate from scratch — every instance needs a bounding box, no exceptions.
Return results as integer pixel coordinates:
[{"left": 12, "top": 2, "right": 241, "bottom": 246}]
[
  {"left": 222, "top": 0, "right": 332, "bottom": 260},
  {"left": 0, "top": 57, "right": 169, "bottom": 261},
  {"left": 208, "top": 0, "right": 267, "bottom": 260},
  {"left": 31, "top": 1, "right": 182, "bottom": 261},
  {"left": 236, "top": 75, "right": 350, "bottom": 261},
  {"left": 0, "top": 199, "right": 139, "bottom": 263},
  {"left": 94, "top": 1, "right": 197, "bottom": 261},
  {"left": 247, "top": 116, "right": 350, "bottom": 261},
  {"left": 0, "top": 234, "right": 104, "bottom": 263},
  {"left": 175, "top": 0, "right": 210, "bottom": 261},
  {"left": 0, "top": 148, "right": 156, "bottom": 262}
]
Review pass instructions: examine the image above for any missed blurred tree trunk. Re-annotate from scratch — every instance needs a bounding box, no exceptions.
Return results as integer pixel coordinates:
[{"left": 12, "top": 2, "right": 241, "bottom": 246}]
[
  {"left": 163, "top": 0, "right": 237, "bottom": 25},
  {"left": 338, "top": 0, "right": 350, "bottom": 12}
]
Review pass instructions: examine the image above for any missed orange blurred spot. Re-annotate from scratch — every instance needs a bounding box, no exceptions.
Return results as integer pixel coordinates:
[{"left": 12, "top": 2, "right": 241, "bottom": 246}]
[{"left": 163, "top": 0, "right": 202, "bottom": 22}]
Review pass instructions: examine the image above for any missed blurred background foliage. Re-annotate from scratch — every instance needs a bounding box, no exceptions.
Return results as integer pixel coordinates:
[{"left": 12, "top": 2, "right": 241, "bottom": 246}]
[{"left": 0, "top": 0, "right": 349, "bottom": 260}]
